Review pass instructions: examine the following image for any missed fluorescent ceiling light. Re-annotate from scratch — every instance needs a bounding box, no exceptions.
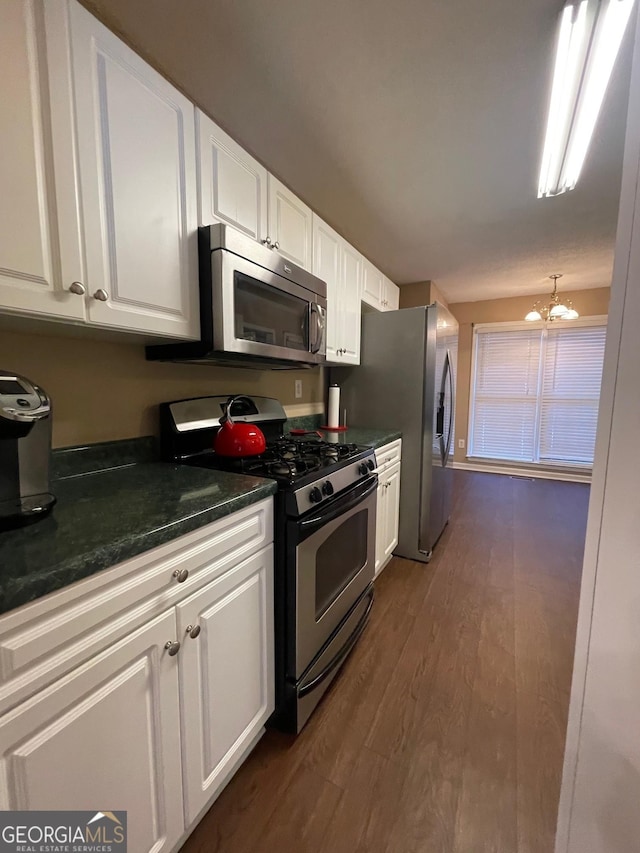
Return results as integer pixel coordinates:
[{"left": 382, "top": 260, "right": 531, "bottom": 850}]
[{"left": 538, "top": 0, "right": 635, "bottom": 198}]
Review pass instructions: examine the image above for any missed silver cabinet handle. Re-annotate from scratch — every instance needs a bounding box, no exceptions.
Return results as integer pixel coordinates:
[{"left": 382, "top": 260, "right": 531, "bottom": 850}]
[
  {"left": 186, "top": 624, "right": 201, "bottom": 639},
  {"left": 69, "top": 281, "right": 86, "bottom": 295},
  {"left": 93, "top": 288, "right": 109, "bottom": 301},
  {"left": 273, "top": 241, "right": 280, "bottom": 250},
  {"left": 165, "top": 640, "right": 181, "bottom": 656},
  {"left": 173, "top": 568, "right": 189, "bottom": 583},
  {"left": 262, "top": 237, "right": 272, "bottom": 247}
]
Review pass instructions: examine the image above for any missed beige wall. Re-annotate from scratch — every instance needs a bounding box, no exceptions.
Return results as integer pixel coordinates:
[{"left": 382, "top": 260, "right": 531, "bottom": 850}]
[
  {"left": 449, "top": 287, "right": 611, "bottom": 463},
  {"left": 399, "top": 281, "right": 449, "bottom": 308},
  {"left": 0, "top": 327, "right": 324, "bottom": 448}
]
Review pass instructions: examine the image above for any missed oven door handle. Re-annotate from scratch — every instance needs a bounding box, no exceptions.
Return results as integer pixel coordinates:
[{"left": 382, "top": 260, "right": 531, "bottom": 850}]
[
  {"left": 298, "top": 587, "right": 374, "bottom": 698},
  {"left": 300, "top": 475, "right": 377, "bottom": 533}
]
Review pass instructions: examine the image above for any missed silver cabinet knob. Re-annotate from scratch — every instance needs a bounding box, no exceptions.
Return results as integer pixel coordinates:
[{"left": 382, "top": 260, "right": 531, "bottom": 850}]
[
  {"left": 69, "top": 281, "right": 86, "bottom": 295},
  {"left": 165, "top": 640, "right": 181, "bottom": 656},
  {"left": 186, "top": 624, "right": 201, "bottom": 639},
  {"left": 93, "top": 288, "right": 109, "bottom": 302},
  {"left": 273, "top": 241, "right": 280, "bottom": 250},
  {"left": 173, "top": 568, "right": 189, "bottom": 583},
  {"left": 262, "top": 237, "right": 272, "bottom": 247}
]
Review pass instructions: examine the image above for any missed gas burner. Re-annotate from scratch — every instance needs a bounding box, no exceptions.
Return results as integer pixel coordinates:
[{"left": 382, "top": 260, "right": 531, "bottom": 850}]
[{"left": 268, "top": 460, "right": 298, "bottom": 478}]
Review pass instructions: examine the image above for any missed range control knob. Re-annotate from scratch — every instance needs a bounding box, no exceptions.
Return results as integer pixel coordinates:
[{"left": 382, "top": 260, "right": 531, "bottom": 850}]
[
  {"left": 309, "top": 486, "right": 323, "bottom": 503},
  {"left": 358, "top": 462, "right": 369, "bottom": 475},
  {"left": 322, "top": 480, "right": 334, "bottom": 497},
  {"left": 366, "top": 459, "right": 375, "bottom": 471}
]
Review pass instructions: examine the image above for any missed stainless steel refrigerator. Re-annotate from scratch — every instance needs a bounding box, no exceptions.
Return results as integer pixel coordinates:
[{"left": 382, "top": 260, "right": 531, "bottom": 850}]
[{"left": 334, "top": 303, "right": 458, "bottom": 562}]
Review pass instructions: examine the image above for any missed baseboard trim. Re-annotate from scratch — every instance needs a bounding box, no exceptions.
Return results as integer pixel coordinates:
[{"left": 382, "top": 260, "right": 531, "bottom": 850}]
[{"left": 452, "top": 460, "right": 592, "bottom": 484}]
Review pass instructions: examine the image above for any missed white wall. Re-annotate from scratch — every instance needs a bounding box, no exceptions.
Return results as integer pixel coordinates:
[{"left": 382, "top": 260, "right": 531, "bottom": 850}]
[{"left": 555, "top": 6, "right": 640, "bottom": 852}]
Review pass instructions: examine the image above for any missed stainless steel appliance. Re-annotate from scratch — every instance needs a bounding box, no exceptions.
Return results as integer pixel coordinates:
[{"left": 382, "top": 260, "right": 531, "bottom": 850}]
[
  {"left": 0, "top": 372, "right": 55, "bottom": 529},
  {"left": 160, "top": 395, "right": 377, "bottom": 732},
  {"left": 335, "top": 303, "right": 458, "bottom": 561},
  {"left": 147, "top": 224, "right": 327, "bottom": 369}
]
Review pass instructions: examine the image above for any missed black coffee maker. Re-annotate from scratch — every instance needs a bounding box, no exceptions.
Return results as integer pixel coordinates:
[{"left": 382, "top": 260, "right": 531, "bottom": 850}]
[{"left": 0, "top": 372, "right": 56, "bottom": 530}]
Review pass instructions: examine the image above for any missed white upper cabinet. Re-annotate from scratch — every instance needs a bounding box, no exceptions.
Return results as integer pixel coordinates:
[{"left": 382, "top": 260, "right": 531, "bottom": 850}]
[
  {"left": 312, "top": 216, "right": 342, "bottom": 361},
  {"left": 268, "top": 175, "right": 312, "bottom": 270},
  {"left": 67, "top": 1, "right": 199, "bottom": 339},
  {"left": 197, "top": 110, "right": 268, "bottom": 243},
  {"left": 362, "top": 260, "right": 399, "bottom": 312},
  {"left": 384, "top": 276, "right": 400, "bottom": 311},
  {"left": 362, "top": 260, "right": 384, "bottom": 309},
  {"left": 341, "top": 240, "right": 362, "bottom": 363},
  {"left": 312, "top": 214, "right": 361, "bottom": 365},
  {"left": 0, "top": 1, "right": 84, "bottom": 320}
]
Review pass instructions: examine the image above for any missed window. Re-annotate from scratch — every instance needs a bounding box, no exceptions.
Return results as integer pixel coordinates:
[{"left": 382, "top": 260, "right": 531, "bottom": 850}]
[{"left": 469, "top": 319, "right": 606, "bottom": 467}]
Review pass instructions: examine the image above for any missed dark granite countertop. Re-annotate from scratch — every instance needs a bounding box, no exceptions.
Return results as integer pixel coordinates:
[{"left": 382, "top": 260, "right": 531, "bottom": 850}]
[
  {"left": 0, "top": 459, "right": 276, "bottom": 616},
  {"left": 316, "top": 427, "right": 402, "bottom": 449}
]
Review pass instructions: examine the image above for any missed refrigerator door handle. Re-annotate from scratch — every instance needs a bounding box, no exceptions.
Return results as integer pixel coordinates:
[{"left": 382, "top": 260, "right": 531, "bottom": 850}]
[
  {"left": 442, "top": 350, "right": 454, "bottom": 467},
  {"left": 435, "top": 391, "right": 445, "bottom": 438}
]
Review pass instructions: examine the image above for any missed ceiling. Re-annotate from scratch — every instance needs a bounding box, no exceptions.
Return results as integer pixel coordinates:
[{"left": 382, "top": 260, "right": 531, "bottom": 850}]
[{"left": 84, "top": 0, "right": 635, "bottom": 302}]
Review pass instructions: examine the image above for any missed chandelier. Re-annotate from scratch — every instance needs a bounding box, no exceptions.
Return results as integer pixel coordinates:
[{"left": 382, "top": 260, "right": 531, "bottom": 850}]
[{"left": 524, "top": 274, "right": 579, "bottom": 322}]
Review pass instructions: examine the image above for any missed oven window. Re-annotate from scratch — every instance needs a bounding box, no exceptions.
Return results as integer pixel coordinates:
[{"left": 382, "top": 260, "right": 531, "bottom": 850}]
[
  {"left": 315, "top": 508, "right": 368, "bottom": 620},
  {"left": 234, "top": 272, "right": 308, "bottom": 351}
]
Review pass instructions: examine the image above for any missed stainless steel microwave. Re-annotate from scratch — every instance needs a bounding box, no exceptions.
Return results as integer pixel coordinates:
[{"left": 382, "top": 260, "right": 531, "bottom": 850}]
[{"left": 147, "top": 224, "right": 327, "bottom": 368}]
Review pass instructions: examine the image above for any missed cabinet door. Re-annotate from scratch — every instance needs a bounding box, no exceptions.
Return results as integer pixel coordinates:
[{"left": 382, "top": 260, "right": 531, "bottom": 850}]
[
  {"left": 362, "top": 259, "right": 383, "bottom": 309},
  {"left": 0, "top": 1, "right": 84, "bottom": 320},
  {"left": 383, "top": 463, "right": 401, "bottom": 561},
  {"left": 268, "top": 175, "right": 312, "bottom": 270},
  {"left": 374, "top": 477, "right": 387, "bottom": 577},
  {"left": 176, "top": 545, "right": 274, "bottom": 823},
  {"left": 341, "top": 241, "right": 362, "bottom": 364},
  {"left": 312, "top": 215, "right": 341, "bottom": 362},
  {"left": 68, "top": 1, "right": 198, "bottom": 339},
  {"left": 384, "top": 277, "right": 400, "bottom": 311},
  {"left": 197, "top": 110, "right": 268, "bottom": 242},
  {"left": 0, "top": 610, "right": 184, "bottom": 853}
]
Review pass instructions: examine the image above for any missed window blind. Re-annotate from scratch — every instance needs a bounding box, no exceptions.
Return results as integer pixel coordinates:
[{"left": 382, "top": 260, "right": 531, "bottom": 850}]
[
  {"left": 470, "top": 328, "right": 542, "bottom": 462},
  {"left": 539, "top": 325, "right": 606, "bottom": 463},
  {"left": 469, "top": 321, "right": 606, "bottom": 467}
]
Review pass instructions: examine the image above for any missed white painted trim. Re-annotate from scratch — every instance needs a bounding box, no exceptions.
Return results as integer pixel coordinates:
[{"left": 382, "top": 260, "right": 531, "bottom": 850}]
[
  {"left": 473, "top": 315, "right": 608, "bottom": 333},
  {"left": 555, "top": 5, "right": 640, "bottom": 850},
  {"left": 283, "top": 402, "right": 324, "bottom": 417},
  {"left": 452, "top": 460, "right": 592, "bottom": 484}
]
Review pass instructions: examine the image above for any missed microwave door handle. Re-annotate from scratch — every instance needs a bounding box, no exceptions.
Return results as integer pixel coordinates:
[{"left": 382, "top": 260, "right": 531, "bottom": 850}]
[{"left": 309, "top": 303, "right": 323, "bottom": 354}]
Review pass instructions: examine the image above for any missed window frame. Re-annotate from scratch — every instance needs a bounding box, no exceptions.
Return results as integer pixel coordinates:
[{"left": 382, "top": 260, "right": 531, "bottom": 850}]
[{"left": 468, "top": 316, "right": 608, "bottom": 470}]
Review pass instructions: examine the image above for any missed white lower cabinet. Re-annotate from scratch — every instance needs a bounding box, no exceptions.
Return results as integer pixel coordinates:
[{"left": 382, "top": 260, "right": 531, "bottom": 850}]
[
  {"left": 0, "top": 499, "right": 274, "bottom": 851},
  {"left": 374, "top": 440, "right": 402, "bottom": 576},
  {"left": 0, "top": 609, "right": 184, "bottom": 853},
  {"left": 177, "top": 546, "right": 274, "bottom": 824}
]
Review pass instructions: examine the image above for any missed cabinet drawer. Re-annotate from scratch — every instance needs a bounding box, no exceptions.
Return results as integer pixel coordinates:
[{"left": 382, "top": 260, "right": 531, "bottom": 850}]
[
  {"left": 0, "top": 498, "right": 273, "bottom": 713},
  {"left": 375, "top": 439, "right": 402, "bottom": 471}
]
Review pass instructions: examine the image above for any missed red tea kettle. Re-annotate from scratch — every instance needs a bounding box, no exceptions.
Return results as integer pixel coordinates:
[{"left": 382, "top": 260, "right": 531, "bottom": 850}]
[{"left": 214, "top": 396, "right": 267, "bottom": 458}]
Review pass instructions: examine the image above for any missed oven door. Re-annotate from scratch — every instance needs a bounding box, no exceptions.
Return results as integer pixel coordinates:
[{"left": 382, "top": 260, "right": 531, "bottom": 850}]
[
  {"left": 213, "top": 250, "right": 326, "bottom": 364},
  {"left": 290, "top": 475, "right": 377, "bottom": 677}
]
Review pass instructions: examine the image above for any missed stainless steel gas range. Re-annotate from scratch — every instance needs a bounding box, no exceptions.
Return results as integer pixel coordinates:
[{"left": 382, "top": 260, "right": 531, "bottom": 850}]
[{"left": 160, "top": 395, "right": 377, "bottom": 732}]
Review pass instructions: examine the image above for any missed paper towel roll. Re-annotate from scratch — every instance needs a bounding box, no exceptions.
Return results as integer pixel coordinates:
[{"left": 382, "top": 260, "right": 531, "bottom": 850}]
[{"left": 328, "top": 384, "right": 340, "bottom": 428}]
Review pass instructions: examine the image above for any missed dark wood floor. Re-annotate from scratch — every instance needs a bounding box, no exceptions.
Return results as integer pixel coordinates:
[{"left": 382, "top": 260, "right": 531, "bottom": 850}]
[{"left": 181, "top": 470, "right": 589, "bottom": 853}]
